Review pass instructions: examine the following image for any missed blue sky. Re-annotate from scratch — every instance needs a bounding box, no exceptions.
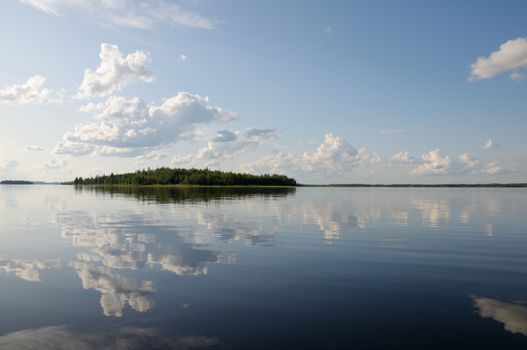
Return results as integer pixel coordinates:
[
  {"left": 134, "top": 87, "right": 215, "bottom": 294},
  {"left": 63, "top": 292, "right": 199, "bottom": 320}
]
[{"left": 0, "top": 0, "right": 526, "bottom": 183}]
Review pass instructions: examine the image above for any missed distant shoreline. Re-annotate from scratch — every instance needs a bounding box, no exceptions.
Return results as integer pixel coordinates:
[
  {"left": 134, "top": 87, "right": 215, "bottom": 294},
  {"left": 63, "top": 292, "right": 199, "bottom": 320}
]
[
  {"left": 68, "top": 183, "right": 527, "bottom": 188},
  {"left": 2, "top": 182, "right": 526, "bottom": 188},
  {"left": 299, "top": 183, "right": 527, "bottom": 188},
  {"left": 0, "top": 180, "right": 34, "bottom": 185}
]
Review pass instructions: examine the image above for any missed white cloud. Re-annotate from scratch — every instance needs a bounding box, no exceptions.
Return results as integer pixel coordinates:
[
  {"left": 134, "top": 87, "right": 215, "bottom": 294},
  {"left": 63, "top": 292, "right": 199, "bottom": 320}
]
[
  {"left": 469, "top": 37, "right": 527, "bottom": 81},
  {"left": 73, "top": 261, "right": 155, "bottom": 317},
  {"left": 410, "top": 149, "right": 506, "bottom": 176},
  {"left": 481, "top": 138, "right": 497, "bottom": 150},
  {"left": 481, "top": 161, "right": 503, "bottom": 175},
  {"left": 510, "top": 71, "right": 526, "bottom": 81},
  {"left": 18, "top": 0, "right": 217, "bottom": 30},
  {"left": 24, "top": 145, "right": 44, "bottom": 152},
  {"left": 0, "top": 75, "right": 63, "bottom": 105},
  {"left": 53, "top": 141, "right": 94, "bottom": 157},
  {"left": 410, "top": 149, "right": 452, "bottom": 176},
  {"left": 173, "top": 128, "right": 277, "bottom": 165},
  {"left": 54, "top": 93, "right": 235, "bottom": 157},
  {"left": 380, "top": 129, "right": 405, "bottom": 136},
  {"left": 473, "top": 296, "right": 527, "bottom": 336},
  {"left": 241, "top": 133, "right": 380, "bottom": 176},
  {"left": 75, "top": 43, "right": 154, "bottom": 99},
  {"left": 389, "top": 151, "right": 418, "bottom": 165},
  {"left": 179, "top": 54, "right": 188, "bottom": 62},
  {"left": 135, "top": 149, "right": 167, "bottom": 161},
  {"left": 458, "top": 153, "right": 480, "bottom": 170}
]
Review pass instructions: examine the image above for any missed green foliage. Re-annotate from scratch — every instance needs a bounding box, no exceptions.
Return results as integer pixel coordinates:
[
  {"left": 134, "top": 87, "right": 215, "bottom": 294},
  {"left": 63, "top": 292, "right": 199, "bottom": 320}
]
[{"left": 73, "top": 167, "right": 297, "bottom": 186}]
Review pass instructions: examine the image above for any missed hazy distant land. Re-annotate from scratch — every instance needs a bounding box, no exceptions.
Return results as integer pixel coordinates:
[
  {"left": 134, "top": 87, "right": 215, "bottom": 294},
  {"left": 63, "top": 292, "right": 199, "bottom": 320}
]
[{"left": 0, "top": 180, "right": 34, "bottom": 185}]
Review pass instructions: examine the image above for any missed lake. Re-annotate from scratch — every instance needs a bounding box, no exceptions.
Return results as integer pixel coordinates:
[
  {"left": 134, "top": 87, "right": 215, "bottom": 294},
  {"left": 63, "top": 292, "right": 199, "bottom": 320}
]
[{"left": 0, "top": 185, "right": 526, "bottom": 349}]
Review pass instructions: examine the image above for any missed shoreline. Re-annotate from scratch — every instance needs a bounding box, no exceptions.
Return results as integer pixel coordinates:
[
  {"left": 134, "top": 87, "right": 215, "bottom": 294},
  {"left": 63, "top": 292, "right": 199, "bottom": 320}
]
[{"left": 68, "top": 183, "right": 527, "bottom": 188}]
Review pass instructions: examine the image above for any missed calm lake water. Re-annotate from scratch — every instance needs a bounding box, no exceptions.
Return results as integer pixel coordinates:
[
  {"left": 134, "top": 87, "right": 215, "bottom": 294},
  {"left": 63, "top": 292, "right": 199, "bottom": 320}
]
[{"left": 0, "top": 185, "right": 526, "bottom": 349}]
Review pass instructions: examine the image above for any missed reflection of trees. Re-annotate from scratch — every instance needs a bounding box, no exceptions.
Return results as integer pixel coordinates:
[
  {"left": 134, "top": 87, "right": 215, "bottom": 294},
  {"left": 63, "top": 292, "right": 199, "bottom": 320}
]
[
  {"left": 0, "top": 325, "right": 220, "bottom": 349},
  {"left": 75, "top": 185, "right": 296, "bottom": 204},
  {"left": 473, "top": 296, "right": 527, "bottom": 336}
]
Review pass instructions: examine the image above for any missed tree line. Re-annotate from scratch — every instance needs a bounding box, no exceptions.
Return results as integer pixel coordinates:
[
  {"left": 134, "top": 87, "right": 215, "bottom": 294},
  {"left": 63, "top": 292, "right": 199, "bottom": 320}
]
[
  {"left": 75, "top": 184, "right": 296, "bottom": 203},
  {"left": 73, "top": 167, "right": 297, "bottom": 186}
]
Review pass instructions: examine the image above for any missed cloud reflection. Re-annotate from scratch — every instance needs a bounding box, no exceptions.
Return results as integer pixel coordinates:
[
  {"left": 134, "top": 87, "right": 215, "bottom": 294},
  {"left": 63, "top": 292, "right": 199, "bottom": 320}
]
[
  {"left": 473, "top": 296, "right": 527, "bottom": 336},
  {"left": 0, "top": 258, "right": 56, "bottom": 282},
  {"left": 0, "top": 325, "right": 220, "bottom": 349},
  {"left": 73, "top": 262, "right": 155, "bottom": 317}
]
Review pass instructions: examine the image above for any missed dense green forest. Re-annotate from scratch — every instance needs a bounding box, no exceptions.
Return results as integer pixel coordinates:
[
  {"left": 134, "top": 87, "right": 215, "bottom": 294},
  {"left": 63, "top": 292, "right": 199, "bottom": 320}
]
[{"left": 73, "top": 167, "right": 297, "bottom": 186}]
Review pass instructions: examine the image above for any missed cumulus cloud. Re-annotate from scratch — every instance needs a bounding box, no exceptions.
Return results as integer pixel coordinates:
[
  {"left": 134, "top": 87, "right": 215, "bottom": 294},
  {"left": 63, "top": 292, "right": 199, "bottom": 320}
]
[
  {"left": 173, "top": 128, "right": 277, "bottom": 165},
  {"left": 24, "top": 145, "right": 44, "bottom": 152},
  {"left": 0, "top": 258, "right": 56, "bottom": 282},
  {"left": 458, "top": 153, "right": 480, "bottom": 170},
  {"left": 0, "top": 325, "right": 220, "bottom": 350},
  {"left": 410, "top": 149, "right": 506, "bottom": 176},
  {"left": 481, "top": 138, "right": 498, "bottom": 150},
  {"left": 481, "top": 161, "right": 503, "bottom": 175},
  {"left": 473, "top": 296, "right": 527, "bottom": 336},
  {"left": 409, "top": 149, "right": 452, "bottom": 176},
  {"left": 18, "top": 0, "right": 217, "bottom": 30},
  {"left": 73, "top": 261, "right": 155, "bottom": 317},
  {"left": 469, "top": 37, "right": 527, "bottom": 81},
  {"left": 0, "top": 75, "right": 63, "bottom": 105},
  {"left": 135, "top": 149, "right": 167, "bottom": 162},
  {"left": 54, "top": 93, "right": 235, "bottom": 157},
  {"left": 240, "top": 133, "right": 380, "bottom": 176},
  {"left": 389, "top": 151, "right": 419, "bottom": 165},
  {"left": 75, "top": 43, "right": 154, "bottom": 99},
  {"left": 510, "top": 71, "right": 526, "bottom": 81}
]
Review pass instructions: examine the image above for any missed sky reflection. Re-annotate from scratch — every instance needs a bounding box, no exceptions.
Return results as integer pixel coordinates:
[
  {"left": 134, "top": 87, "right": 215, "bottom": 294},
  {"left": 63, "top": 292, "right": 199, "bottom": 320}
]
[{"left": 0, "top": 186, "right": 525, "bottom": 349}]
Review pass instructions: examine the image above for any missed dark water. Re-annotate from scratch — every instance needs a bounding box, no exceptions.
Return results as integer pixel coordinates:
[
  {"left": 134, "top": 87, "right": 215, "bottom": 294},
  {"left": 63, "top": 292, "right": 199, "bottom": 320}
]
[{"left": 0, "top": 185, "right": 526, "bottom": 349}]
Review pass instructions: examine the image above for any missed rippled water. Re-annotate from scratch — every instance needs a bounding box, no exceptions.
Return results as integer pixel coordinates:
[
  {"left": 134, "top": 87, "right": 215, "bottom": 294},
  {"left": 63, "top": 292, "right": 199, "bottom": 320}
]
[{"left": 0, "top": 185, "right": 526, "bottom": 349}]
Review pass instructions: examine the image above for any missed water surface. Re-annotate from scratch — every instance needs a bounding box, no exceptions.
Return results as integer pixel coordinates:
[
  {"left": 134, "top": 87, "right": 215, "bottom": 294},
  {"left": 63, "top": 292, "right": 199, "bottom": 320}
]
[{"left": 0, "top": 185, "right": 526, "bottom": 349}]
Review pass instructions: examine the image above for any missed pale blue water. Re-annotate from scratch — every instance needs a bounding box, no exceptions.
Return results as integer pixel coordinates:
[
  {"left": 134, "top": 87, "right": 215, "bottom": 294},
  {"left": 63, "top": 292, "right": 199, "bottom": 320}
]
[{"left": 0, "top": 185, "right": 526, "bottom": 349}]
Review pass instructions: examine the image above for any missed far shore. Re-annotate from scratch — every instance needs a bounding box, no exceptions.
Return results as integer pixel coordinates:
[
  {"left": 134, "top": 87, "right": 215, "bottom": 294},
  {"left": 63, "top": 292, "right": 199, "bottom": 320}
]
[
  {"left": 2, "top": 182, "right": 526, "bottom": 188},
  {"left": 69, "top": 183, "right": 527, "bottom": 188}
]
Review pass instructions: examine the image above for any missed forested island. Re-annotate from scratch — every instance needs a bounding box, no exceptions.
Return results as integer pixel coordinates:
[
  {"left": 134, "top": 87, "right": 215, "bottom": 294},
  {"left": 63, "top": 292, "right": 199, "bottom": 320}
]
[
  {"left": 73, "top": 167, "right": 297, "bottom": 186},
  {"left": 0, "top": 180, "right": 34, "bottom": 185}
]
